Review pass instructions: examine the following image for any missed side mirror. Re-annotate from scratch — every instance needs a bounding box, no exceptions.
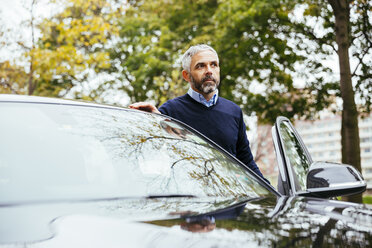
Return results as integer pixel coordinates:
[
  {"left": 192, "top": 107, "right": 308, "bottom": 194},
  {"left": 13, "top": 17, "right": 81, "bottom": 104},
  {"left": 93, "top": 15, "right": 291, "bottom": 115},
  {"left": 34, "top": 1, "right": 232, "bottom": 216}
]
[{"left": 299, "top": 162, "right": 366, "bottom": 198}]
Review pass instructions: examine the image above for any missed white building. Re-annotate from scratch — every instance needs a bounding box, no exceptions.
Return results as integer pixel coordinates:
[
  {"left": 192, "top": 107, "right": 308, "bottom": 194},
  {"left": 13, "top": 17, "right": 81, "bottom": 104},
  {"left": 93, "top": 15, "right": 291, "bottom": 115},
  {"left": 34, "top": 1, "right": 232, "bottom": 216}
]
[{"left": 295, "top": 114, "right": 372, "bottom": 189}]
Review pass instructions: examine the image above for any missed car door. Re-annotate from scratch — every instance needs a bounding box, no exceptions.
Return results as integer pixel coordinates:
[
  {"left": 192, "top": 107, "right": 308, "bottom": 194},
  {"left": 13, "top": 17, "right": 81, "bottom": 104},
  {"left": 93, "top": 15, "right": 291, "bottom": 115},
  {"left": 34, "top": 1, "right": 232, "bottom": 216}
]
[{"left": 272, "top": 116, "right": 313, "bottom": 196}]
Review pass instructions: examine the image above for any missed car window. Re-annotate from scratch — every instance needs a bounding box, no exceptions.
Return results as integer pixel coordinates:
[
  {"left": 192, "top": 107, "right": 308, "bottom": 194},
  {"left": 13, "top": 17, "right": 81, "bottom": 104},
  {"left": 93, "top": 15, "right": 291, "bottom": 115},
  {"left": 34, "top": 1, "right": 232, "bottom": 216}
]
[
  {"left": 0, "top": 103, "right": 273, "bottom": 203},
  {"left": 278, "top": 120, "right": 312, "bottom": 191}
]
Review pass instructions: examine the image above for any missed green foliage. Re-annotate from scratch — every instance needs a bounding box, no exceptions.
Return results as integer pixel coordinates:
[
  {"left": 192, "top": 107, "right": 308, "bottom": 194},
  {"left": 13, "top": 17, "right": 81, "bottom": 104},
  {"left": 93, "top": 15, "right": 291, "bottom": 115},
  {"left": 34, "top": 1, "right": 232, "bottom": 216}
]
[
  {"left": 0, "top": 7, "right": 33, "bottom": 95},
  {"left": 2, "top": 0, "right": 369, "bottom": 124},
  {"left": 105, "top": 0, "right": 220, "bottom": 105},
  {"left": 351, "top": 0, "right": 372, "bottom": 113},
  {"left": 294, "top": 0, "right": 371, "bottom": 114},
  {"left": 107, "top": 0, "right": 339, "bottom": 123},
  {"left": 29, "top": 0, "right": 120, "bottom": 97},
  {"left": 0, "top": 61, "right": 28, "bottom": 94},
  {"left": 363, "top": 195, "right": 372, "bottom": 205},
  {"left": 211, "top": 0, "right": 338, "bottom": 123}
]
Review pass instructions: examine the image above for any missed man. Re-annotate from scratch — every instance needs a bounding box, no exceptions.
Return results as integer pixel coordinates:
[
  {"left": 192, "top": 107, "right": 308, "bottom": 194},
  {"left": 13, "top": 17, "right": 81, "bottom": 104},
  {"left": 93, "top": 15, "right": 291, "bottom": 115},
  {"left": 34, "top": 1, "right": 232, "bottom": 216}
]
[{"left": 130, "top": 44, "right": 266, "bottom": 180}]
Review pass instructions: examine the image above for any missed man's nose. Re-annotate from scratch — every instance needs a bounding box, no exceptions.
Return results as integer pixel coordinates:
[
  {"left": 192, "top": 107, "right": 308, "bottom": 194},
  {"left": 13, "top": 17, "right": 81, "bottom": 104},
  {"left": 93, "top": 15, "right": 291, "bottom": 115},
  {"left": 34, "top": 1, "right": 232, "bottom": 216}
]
[{"left": 205, "top": 65, "right": 213, "bottom": 75}]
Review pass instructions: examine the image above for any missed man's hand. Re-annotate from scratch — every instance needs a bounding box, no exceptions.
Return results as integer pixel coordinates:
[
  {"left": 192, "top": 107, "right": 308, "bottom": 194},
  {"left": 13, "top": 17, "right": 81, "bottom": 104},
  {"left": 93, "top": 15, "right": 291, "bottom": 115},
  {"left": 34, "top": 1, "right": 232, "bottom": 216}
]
[{"left": 129, "top": 102, "right": 161, "bottom": 114}]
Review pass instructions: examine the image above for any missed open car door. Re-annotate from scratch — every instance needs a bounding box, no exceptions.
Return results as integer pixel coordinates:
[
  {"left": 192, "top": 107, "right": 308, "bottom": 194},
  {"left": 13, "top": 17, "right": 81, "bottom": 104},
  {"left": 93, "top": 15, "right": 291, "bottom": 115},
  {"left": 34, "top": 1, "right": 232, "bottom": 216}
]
[{"left": 272, "top": 116, "right": 366, "bottom": 198}]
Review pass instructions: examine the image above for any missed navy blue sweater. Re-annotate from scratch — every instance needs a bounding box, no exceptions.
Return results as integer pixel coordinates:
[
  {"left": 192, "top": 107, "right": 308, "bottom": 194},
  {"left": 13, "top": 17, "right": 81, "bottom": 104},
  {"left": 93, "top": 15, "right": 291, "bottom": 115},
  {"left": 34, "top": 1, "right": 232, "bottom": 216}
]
[{"left": 158, "top": 94, "right": 265, "bottom": 179}]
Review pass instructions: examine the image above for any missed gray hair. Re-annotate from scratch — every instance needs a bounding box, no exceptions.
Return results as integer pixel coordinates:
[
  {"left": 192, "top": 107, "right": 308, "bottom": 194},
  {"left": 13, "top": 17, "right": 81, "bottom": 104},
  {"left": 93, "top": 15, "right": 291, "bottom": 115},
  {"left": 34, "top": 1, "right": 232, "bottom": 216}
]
[{"left": 181, "top": 44, "right": 219, "bottom": 72}]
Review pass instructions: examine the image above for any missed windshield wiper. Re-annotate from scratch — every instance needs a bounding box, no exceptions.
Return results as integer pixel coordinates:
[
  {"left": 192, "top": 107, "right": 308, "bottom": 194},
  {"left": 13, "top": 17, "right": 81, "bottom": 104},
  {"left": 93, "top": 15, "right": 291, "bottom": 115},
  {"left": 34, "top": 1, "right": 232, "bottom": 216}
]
[
  {"left": 1, "top": 194, "right": 198, "bottom": 207},
  {"left": 146, "top": 194, "right": 197, "bottom": 199}
]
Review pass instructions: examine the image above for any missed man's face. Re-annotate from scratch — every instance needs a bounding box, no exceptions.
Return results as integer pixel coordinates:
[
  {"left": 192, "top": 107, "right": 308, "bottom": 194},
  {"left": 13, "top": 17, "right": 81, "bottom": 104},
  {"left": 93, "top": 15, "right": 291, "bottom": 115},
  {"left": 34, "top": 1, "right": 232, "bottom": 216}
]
[{"left": 187, "top": 50, "right": 220, "bottom": 95}]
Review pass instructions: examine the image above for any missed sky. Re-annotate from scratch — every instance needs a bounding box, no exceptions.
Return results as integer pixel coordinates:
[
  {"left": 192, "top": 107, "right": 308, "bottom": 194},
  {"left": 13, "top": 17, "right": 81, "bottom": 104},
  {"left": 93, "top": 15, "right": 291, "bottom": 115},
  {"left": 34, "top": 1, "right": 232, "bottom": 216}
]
[
  {"left": 0, "top": 0, "right": 54, "bottom": 25},
  {"left": 0, "top": 0, "right": 30, "bottom": 27},
  {"left": 0, "top": 0, "right": 55, "bottom": 63}
]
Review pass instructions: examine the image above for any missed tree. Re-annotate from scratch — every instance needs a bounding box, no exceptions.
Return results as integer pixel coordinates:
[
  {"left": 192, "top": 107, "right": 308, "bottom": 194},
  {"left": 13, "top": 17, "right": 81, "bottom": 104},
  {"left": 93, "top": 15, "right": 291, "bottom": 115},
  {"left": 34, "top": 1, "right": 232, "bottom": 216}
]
[
  {"left": 29, "top": 0, "right": 120, "bottom": 98},
  {"left": 0, "top": 61, "right": 28, "bottom": 94},
  {"left": 105, "top": 0, "right": 221, "bottom": 105},
  {"left": 211, "top": 0, "right": 340, "bottom": 123},
  {"left": 290, "top": 0, "right": 371, "bottom": 203},
  {"left": 0, "top": 0, "right": 121, "bottom": 98},
  {"left": 110, "top": 0, "right": 336, "bottom": 119},
  {"left": 0, "top": 0, "right": 39, "bottom": 95},
  {"left": 329, "top": 0, "right": 369, "bottom": 203}
]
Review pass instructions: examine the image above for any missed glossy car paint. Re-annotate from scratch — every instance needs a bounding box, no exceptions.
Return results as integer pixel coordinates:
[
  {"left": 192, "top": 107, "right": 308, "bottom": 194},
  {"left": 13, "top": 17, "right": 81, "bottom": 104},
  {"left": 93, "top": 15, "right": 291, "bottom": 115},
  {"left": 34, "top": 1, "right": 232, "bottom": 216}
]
[
  {"left": 1, "top": 95, "right": 371, "bottom": 247},
  {"left": 2, "top": 195, "right": 372, "bottom": 247}
]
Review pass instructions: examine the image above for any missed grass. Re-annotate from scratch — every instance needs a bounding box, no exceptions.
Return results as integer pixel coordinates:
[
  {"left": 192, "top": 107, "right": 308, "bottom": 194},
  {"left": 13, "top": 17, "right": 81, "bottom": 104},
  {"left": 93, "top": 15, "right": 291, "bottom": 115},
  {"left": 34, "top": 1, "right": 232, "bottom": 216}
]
[
  {"left": 335, "top": 195, "right": 372, "bottom": 206},
  {"left": 363, "top": 195, "right": 372, "bottom": 205}
]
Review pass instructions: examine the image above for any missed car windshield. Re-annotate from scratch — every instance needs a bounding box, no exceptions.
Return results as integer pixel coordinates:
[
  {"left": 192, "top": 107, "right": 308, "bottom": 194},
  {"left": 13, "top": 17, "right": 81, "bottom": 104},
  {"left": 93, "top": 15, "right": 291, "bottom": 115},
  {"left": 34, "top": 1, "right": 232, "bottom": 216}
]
[{"left": 0, "top": 102, "right": 273, "bottom": 203}]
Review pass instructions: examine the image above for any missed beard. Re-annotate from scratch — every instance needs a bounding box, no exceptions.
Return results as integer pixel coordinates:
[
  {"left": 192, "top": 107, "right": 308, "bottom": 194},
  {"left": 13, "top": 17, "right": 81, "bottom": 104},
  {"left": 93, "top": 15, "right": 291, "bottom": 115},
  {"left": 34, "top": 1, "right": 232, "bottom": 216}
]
[{"left": 190, "top": 74, "right": 220, "bottom": 95}]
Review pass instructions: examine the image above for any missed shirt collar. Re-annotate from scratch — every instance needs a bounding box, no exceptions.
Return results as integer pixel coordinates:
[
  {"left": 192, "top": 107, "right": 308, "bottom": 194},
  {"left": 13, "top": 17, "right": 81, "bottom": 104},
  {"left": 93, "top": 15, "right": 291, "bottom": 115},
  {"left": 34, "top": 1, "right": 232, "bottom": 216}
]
[{"left": 187, "top": 87, "right": 218, "bottom": 107}]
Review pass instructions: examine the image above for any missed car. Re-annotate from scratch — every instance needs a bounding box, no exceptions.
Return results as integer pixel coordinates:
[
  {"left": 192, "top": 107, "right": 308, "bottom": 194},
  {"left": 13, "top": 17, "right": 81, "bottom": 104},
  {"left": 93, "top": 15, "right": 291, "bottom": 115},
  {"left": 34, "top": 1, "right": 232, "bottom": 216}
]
[{"left": 0, "top": 94, "right": 371, "bottom": 247}]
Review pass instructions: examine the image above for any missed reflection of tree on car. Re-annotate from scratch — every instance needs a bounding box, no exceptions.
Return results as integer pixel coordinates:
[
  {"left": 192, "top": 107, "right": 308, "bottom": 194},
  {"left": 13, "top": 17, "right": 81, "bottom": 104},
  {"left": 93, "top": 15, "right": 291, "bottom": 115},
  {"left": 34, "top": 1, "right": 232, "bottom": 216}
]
[
  {"left": 279, "top": 121, "right": 311, "bottom": 191},
  {"left": 150, "top": 196, "right": 372, "bottom": 247},
  {"left": 181, "top": 216, "right": 216, "bottom": 233},
  {"left": 160, "top": 120, "right": 191, "bottom": 139}
]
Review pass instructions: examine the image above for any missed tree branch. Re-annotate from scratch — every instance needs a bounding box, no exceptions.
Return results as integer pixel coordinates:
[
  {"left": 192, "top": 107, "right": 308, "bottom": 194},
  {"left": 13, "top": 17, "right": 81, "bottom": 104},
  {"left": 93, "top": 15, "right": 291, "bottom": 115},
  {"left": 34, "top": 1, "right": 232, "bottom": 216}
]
[{"left": 0, "top": 80, "right": 19, "bottom": 94}]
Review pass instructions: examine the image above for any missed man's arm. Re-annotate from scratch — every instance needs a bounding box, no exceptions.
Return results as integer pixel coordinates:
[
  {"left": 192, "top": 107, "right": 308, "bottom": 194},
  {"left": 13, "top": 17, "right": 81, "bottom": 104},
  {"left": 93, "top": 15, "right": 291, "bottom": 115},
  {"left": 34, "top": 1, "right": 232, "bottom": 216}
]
[
  {"left": 236, "top": 111, "right": 269, "bottom": 183},
  {"left": 129, "top": 102, "right": 161, "bottom": 114}
]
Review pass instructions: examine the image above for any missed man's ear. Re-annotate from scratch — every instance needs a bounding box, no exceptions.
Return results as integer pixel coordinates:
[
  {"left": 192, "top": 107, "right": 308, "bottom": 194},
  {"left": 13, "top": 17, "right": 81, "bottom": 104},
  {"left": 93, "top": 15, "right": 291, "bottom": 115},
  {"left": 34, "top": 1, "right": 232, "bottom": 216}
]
[{"left": 182, "top": 70, "right": 191, "bottom": 82}]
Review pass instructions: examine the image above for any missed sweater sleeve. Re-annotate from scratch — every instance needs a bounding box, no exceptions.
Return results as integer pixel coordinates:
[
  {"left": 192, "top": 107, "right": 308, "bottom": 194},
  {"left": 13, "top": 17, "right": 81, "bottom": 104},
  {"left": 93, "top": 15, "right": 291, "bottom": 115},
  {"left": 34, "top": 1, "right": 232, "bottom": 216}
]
[
  {"left": 158, "top": 101, "right": 170, "bottom": 116},
  {"left": 236, "top": 111, "right": 268, "bottom": 182}
]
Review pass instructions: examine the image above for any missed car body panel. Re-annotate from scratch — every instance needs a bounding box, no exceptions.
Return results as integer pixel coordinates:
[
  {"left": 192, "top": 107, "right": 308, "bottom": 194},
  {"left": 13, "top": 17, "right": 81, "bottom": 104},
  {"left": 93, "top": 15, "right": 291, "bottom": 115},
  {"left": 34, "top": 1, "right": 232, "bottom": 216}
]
[
  {"left": 1, "top": 195, "right": 372, "bottom": 247},
  {"left": 1, "top": 94, "right": 371, "bottom": 247}
]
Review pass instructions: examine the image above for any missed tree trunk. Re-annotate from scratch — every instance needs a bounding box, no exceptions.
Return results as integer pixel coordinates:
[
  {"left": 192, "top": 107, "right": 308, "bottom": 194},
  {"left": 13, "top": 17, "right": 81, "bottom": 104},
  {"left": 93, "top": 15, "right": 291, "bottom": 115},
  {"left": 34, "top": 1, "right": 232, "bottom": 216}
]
[
  {"left": 328, "top": 0, "right": 362, "bottom": 203},
  {"left": 28, "top": 62, "right": 34, "bottom": 95},
  {"left": 28, "top": 0, "right": 36, "bottom": 95}
]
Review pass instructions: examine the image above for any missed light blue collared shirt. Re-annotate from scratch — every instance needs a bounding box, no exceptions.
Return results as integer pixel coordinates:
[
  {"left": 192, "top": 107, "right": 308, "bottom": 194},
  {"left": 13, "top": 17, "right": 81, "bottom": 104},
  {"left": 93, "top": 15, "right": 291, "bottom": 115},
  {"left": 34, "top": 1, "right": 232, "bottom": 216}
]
[{"left": 187, "top": 88, "right": 218, "bottom": 107}]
